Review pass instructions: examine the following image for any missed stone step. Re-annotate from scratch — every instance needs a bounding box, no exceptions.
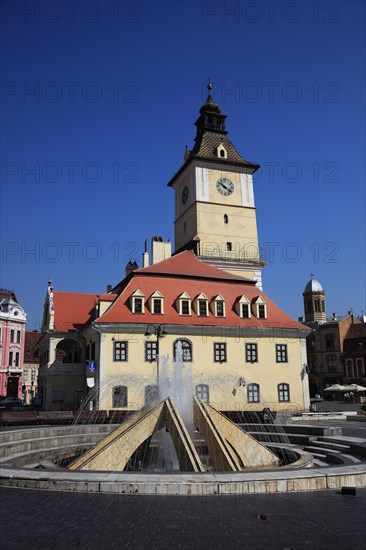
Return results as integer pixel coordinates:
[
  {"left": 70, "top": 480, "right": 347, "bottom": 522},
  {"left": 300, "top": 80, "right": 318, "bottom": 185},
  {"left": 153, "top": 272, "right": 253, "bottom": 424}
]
[
  {"left": 313, "top": 458, "right": 329, "bottom": 467},
  {"left": 0, "top": 431, "right": 105, "bottom": 456},
  {"left": 309, "top": 440, "right": 350, "bottom": 452},
  {"left": 240, "top": 423, "right": 342, "bottom": 436},
  {"left": 0, "top": 432, "right": 105, "bottom": 458},
  {"left": 302, "top": 446, "right": 357, "bottom": 466},
  {"left": 250, "top": 432, "right": 315, "bottom": 446},
  {"left": 316, "top": 436, "right": 366, "bottom": 458},
  {"left": 0, "top": 442, "right": 94, "bottom": 466},
  {"left": 0, "top": 425, "right": 113, "bottom": 444}
]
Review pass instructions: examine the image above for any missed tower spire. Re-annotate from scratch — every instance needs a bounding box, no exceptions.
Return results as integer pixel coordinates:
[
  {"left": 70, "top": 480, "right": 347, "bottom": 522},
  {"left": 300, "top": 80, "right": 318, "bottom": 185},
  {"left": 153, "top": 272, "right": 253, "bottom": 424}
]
[{"left": 207, "top": 76, "right": 212, "bottom": 98}]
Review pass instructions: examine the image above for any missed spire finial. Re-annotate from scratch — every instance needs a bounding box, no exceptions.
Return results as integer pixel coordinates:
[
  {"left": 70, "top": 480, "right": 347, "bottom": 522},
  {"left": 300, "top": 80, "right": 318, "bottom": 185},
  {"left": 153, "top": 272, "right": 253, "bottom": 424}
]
[
  {"left": 310, "top": 272, "right": 314, "bottom": 278},
  {"left": 207, "top": 76, "right": 212, "bottom": 96}
]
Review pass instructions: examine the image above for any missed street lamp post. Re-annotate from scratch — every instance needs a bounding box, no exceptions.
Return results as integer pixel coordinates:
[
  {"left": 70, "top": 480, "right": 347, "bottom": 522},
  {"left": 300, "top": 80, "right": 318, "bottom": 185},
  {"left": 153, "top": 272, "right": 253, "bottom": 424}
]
[{"left": 144, "top": 324, "right": 166, "bottom": 387}]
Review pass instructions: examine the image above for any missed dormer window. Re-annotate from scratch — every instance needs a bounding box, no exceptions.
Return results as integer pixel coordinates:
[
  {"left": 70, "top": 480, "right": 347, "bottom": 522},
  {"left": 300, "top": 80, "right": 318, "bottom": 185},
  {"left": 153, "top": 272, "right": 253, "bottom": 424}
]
[
  {"left": 177, "top": 292, "right": 191, "bottom": 315},
  {"left": 236, "top": 295, "right": 251, "bottom": 319},
  {"left": 153, "top": 299, "right": 162, "bottom": 314},
  {"left": 149, "top": 291, "right": 164, "bottom": 315},
  {"left": 211, "top": 295, "right": 226, "bottom": 317},
  {"left": 194, "top": 293, "right": 209, "bottom": 316},
  {"left": 216, "top": 143, "right": 227, "bottom": 159},
  {"left": 252, "top": 296, "right": 267, "bottom": 319},
  {"left": 130, "top": 289, "right": 145, "bottom": 314}
]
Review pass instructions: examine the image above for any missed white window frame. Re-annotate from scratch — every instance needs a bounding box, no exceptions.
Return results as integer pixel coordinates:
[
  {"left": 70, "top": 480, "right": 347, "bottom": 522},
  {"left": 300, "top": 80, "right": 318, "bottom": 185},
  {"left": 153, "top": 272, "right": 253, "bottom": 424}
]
[
  {"left": 278, "top": 383, "right": 290, "bottom": 402},
  {"left": 214, "top": 342, "right": 227, "bottom": 363},
  {"left": 176, "top": 292, "right": 191, "bottom": 316},
  {"left": 211, "top": 295, "right": 226, "bottom": 318},
  {"left": 113, "top": 341, "right": 128, "bottom": 362},
  {"left": 196, "top": 384, "right": 209, "bottom": 402},
  {"left": 252, "top": 296, "right": 267, "bottom": 319},
  {"left": 112, "top": 385, "right": 128, "bottom": 408},
  {"left": 130, "top": 289, "right": 145, "bottom": 314},
  {"left": 236, "top": 295, "right": 251, "bottom": 318},
  {"left": 247, "top": 383, "right": 260, "bottom": 403},
  {"left": 276, "top": 344, "right": 288, "bottom": 363},
  {"left": 194, "top": 293, "right": 209, "bottom": 317},
  {"left": 149, "top": 290, "right": 164, "bottom": 315}
]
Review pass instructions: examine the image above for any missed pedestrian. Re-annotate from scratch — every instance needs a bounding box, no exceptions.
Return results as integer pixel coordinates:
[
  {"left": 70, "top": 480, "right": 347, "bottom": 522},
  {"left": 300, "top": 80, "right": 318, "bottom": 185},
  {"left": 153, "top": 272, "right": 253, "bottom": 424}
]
[
  {"left": 349, "top": 391, "right": 354, "bottom": 403},
  {"left": 344, "top": 392, "right": 349, "bottom": 403}
]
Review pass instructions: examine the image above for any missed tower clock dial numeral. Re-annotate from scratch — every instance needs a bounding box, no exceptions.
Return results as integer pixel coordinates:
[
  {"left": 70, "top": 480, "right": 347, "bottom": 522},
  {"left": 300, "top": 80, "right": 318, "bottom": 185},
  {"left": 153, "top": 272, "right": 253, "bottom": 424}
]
[
  {"left": 216, "top": 178, "right": 234, "bottom": 196},
  {"left": 182, "top": 186, "right": 189, "bottom": 204}
]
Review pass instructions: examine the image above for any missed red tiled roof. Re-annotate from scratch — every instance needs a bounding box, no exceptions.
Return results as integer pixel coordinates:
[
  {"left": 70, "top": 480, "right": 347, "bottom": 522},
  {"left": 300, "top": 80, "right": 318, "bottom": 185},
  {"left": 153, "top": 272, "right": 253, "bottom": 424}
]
[
  {"left": 135, "top": 251, "right": 254, "bottom": 283},
  {"left": 96, "top": 253, "right": 308, "bottom": 331},
  {"left": 53, "top": 292, "right": 116, "bottom": 331},
  {"left": 345, "top": 323, "right": 366, "bottom": 340},
  {"left": 24, "top": 331, "right": 41, "bottom": 362}
]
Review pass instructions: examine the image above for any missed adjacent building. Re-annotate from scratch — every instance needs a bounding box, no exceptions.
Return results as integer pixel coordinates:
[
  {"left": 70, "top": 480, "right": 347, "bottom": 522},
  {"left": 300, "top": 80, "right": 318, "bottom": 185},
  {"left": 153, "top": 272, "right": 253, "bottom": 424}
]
[
  {"left": 22, "top": 331, "right": 40, "bottom": 405},
  {"left": 342, "top": 323, "right": 366, "bottom": 386},
  {"left": 0, "top": 289, "right": 27, "bottom": 399},
  {"left": 301, "top": 275, "right": 363, "bottom": 396}
]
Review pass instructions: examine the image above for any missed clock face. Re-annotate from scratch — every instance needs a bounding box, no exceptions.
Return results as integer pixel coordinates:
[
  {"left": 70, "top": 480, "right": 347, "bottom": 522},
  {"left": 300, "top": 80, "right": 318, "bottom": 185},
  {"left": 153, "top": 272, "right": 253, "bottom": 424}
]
[
  {"left": 216, "top": 177, "right": 234, "bottom": 196},
  {"left": 182, "top": 186, "right": 189, "bottom": 204}
]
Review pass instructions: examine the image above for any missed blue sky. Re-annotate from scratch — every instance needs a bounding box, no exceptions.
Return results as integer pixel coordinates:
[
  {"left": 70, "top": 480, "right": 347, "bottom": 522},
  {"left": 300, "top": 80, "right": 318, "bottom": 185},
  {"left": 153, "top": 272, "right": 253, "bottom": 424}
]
[{"left": 1, "top": 0, "right": 365, "bottom": 329}]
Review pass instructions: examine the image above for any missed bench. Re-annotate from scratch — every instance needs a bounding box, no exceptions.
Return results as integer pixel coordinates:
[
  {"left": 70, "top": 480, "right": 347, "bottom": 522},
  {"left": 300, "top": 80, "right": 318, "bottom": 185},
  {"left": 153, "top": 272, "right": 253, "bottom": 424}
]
[
  {"left": 0, "top": 411, "right": 39, "bottom": 426},
  {"left": 38, "top": 411, "right": 74, "bottom": 424}
]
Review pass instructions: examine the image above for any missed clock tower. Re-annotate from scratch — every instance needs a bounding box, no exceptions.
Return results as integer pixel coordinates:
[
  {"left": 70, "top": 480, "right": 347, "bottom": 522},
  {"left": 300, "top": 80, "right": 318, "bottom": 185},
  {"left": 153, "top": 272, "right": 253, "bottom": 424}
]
[{"left": 168, "top": 83, "right": 265, "bottom": 288}]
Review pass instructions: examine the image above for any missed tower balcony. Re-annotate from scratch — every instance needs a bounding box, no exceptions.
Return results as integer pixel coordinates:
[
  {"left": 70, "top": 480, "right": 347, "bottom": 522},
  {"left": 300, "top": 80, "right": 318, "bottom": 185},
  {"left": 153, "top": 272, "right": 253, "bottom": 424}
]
[{"left": 197, "top": 251, "right": 267, "bottom": 267}]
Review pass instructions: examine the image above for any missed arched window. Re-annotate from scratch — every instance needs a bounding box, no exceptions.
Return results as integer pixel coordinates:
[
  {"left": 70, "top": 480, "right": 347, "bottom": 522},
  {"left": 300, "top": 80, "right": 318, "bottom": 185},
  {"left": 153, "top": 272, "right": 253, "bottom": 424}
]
[
  {"left": 112, "top": 385, "right": 128, "bottom": 408},
  {"left": 345, "top": 359, "right": 354, "bottom": 378},
  {"left": 247, "top": 383, "right": 260, "bottom": 403},
  {"left": 173, "top": 338, "right": 192, "bottom": 362},
  {"left": 196, "top": 384, "right": 209, "bottom": 403},
  {"left": 224, "top": 214, "right": 228, "bottom": 224},
  {"left": 220, "top": 149, "right": 225, "bottom": 157},
  {"left": 145, "top": 385, "right": 158, "bottom": 405},
  {"left": 325, "top": 334, "right": 335, "bottom": 350},
  {"left": 278, "top": 383, "right": 290, "bottom": 402},
  {"left": 356, "top": 358, "right": 365, "bottom": 377}
]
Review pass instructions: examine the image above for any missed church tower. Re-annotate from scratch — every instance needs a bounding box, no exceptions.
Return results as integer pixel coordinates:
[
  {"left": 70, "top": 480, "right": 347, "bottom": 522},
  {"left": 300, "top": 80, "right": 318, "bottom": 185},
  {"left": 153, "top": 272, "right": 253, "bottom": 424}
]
[
  {"left": 303, "top": 274, "right": 327, "bottom": 323},
  {"left": 168, "top": 83, "right": 266, "bottom": 289}
]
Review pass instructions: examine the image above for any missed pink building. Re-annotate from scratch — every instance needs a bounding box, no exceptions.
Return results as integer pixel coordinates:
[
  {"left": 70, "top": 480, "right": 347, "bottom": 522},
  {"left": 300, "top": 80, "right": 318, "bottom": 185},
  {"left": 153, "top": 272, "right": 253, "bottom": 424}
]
[{"left": 0, "top": 289, "right": 27, "bottom": 399}]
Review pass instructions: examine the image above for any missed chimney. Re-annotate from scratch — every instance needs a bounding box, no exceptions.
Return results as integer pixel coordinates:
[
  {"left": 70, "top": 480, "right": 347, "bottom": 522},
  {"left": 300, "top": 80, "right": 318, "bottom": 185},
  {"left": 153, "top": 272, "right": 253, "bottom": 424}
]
[
  {"left": 332, "top": 312, "right": 337, "bottom": 320},
  {"left": 106, "top": 284, "right": 112, "bottom": 293},
  {"left": 142, "top": 239, "right": 149, "bottom": 268},
  {"left": 151, "top": 236, "right": 172, "bottom": 265},
  {"left": 125, "top": 261, "right": 138, "bottom": 277}
]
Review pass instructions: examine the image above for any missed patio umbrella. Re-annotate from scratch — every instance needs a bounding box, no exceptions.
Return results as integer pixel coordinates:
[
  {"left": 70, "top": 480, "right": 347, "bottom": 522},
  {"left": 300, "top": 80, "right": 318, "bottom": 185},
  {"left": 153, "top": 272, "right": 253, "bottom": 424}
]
[
  {"left": 323, "top": 384, "right": 346, "bottom": 392},
  {"left": 342, "top": 384, "right": 366, "bottom": 392}
]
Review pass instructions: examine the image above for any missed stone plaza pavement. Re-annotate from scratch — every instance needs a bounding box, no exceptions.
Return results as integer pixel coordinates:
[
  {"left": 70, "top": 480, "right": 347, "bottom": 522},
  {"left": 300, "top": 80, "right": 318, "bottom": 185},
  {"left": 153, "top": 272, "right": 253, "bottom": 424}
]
[{"left": 1, "top": 487, "right": 366, "bottom": 549}]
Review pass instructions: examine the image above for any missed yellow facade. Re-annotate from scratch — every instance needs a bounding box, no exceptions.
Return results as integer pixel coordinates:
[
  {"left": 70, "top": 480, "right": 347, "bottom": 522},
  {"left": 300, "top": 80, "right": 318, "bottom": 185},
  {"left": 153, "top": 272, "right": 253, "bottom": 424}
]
[{"left": 96, "top": 329, "right": 309, "bottom": 413}]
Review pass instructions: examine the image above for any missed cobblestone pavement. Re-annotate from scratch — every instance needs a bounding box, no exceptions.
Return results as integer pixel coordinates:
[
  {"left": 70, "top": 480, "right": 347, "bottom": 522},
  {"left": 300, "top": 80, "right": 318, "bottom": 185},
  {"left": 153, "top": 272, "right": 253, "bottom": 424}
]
[{"left": 1, "top": 487, "right": 366, "bottom": 550}]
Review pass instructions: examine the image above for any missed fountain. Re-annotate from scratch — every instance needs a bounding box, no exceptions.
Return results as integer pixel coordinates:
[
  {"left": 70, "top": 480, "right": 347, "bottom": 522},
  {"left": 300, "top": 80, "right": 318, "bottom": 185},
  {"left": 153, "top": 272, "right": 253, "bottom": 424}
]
[
  {"left": 1, "top": 345, "right": 366, "bottom": 494},
  {"left": 67, "top": 343, "right": 280, "bottom": 473}
]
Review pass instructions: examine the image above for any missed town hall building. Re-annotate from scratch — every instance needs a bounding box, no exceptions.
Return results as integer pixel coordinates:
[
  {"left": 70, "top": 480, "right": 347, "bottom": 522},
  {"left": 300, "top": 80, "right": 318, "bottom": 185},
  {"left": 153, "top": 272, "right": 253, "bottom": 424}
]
[{"left": 38, "top": 85, "right": 310, "bottom": 413}]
